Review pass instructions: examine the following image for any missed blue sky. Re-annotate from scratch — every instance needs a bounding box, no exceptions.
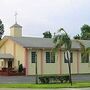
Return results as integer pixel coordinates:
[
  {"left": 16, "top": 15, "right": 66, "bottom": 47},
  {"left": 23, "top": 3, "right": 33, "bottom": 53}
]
[{"left": 1, "top": 0, "right": 90, "bottom": 38}]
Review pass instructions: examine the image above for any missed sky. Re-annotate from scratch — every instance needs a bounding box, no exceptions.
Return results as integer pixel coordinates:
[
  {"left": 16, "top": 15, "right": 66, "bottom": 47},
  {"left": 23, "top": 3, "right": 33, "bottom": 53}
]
[{"left": 1, "top": 0, "right": 90, "bottom": 38}]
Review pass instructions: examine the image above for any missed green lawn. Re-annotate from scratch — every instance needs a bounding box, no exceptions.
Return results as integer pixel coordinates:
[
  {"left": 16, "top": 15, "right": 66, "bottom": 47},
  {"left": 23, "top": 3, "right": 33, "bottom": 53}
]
[{"left": 0, "top": 82, "right": 90, "bottom": 88}]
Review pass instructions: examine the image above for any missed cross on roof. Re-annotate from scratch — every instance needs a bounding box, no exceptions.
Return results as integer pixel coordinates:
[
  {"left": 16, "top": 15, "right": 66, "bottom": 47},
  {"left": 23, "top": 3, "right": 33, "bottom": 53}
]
[{"left": 15, "top": 12, "right": 18, "bottom": 24}]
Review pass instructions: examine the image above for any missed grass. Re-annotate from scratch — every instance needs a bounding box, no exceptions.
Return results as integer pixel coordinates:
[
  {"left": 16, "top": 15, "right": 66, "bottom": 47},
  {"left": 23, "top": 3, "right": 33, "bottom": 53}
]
[{"left": 0, "top": 82, "right": 90, "bottom": 88}]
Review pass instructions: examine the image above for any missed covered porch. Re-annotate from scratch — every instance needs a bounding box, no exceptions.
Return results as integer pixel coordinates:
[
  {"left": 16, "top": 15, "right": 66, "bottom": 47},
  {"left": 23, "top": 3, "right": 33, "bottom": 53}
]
[{"left": 0, "top": 54, "right": 25, "bottom": 76}]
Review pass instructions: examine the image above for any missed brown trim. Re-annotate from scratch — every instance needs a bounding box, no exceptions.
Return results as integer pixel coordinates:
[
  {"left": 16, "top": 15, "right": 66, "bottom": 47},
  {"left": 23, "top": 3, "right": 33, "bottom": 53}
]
[
  {"left": 41, "top": 49, "right": 43, "bottom": 75},
  {"left": 77, "top": 50, "right": 79, "bottom": 74},
  {"left": 24, "top": 48, "right": 28, "bottom": 75}
]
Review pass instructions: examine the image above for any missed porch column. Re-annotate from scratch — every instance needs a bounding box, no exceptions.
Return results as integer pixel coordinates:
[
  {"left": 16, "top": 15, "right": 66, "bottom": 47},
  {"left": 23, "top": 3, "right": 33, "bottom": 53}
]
[
  {"left": 77, "top": 50, "right": 79, "bottom": 74},
  {"left": 58, "top": 49, "right": 62, "bottom": 74},
  {"left": 41, "top": 49, "right": 44, "bottom": 75},
  {"left": 13, "top": 42, "right": 16, "bottom": 68},
  {"left": 60, "top": 50, "right": 62, "bottom": 74},
  {"left": 24, "top": 48, "right": 28, "bottom": 75}
]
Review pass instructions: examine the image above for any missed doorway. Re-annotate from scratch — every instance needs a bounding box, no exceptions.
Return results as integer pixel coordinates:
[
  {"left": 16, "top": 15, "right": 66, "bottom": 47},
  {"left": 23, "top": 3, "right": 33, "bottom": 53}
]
[{"left": 8, "top": 60, "right": 12, "bottom": 69}]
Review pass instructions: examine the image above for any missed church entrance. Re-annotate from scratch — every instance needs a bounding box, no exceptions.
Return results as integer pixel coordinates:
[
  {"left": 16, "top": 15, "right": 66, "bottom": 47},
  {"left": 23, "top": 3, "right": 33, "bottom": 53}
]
[{"left": 8, "top": 60, "right": 12, "bottom": 69}]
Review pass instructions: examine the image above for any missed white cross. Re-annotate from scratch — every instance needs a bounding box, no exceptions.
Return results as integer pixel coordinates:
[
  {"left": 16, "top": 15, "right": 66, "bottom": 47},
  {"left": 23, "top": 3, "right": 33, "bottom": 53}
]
[{"left": 15, "top": 12, "right": 18, "bottom": 24}]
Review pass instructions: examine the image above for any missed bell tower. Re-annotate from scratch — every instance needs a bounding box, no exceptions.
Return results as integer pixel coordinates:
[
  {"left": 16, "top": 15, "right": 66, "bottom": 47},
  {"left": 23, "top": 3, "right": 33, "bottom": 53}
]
[{"left": 10, "top": 13, "right": 22, "bottom": 37}]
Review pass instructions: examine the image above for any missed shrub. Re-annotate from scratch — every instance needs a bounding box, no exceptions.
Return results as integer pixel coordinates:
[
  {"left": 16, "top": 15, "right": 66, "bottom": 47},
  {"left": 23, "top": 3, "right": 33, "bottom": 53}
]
[{"left": 18, "top": 64, "right": 23, "bottom": 73}]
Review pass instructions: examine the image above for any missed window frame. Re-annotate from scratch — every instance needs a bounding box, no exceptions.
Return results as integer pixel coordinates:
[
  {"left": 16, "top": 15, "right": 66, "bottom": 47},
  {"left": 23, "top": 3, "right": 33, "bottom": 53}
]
[
  {"left": 45, "top": 51, "right": 55, "bottom": 63},
  {"left": 31, "top": 51, "right": 37, "bottom": 63}
]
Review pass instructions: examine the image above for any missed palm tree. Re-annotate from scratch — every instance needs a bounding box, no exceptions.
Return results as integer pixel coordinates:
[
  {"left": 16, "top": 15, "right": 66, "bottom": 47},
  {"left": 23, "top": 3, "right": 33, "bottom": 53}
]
[{"left": 53, "top": 28, "right": 72, "bottom": 85}]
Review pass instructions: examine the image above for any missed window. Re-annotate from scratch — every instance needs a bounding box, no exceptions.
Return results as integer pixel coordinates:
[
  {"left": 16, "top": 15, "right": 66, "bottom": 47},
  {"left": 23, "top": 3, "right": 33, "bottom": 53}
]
[
  {"left": 46, "top": 52, "right": 50, "bottom": 63},
  {"left": 46, "top": 52, "right": 55, "bottom": 63},
  {"left": 81, "top": 53, "right": 89, "bottom": 63},
  {"left": 64, "top": 52, "right": 73, "bottom": 63},
  {"left": 31, "top": 52, "right": 36, "bottom": 63}
]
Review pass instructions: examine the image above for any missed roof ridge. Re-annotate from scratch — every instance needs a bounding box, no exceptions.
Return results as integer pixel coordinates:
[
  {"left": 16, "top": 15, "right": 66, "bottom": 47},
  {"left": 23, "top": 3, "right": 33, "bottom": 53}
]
[{"left": 5, "top": 36, "right": 53, "bottom": 40}]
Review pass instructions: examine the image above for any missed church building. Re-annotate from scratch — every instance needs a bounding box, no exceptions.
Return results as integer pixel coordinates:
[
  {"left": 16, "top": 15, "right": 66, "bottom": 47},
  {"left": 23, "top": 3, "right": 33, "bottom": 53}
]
[{"left": 0, "top": 22, "right": 90, "bottom": 76}]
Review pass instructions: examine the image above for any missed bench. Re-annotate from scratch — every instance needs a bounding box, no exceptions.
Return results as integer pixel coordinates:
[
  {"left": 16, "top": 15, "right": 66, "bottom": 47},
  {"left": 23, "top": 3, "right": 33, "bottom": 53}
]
[{"left": 39, "top": 75, "right": 69, "bottom": 84}]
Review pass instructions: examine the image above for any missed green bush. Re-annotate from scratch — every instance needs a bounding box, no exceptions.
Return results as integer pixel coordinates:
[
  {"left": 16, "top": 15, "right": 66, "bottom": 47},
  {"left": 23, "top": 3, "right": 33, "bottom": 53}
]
[
  {"left": 18, "top": 64, "right": 23, "bottom": 73},
  {"left": 39, "top": 75, "right": 70, "bottom": 84}
]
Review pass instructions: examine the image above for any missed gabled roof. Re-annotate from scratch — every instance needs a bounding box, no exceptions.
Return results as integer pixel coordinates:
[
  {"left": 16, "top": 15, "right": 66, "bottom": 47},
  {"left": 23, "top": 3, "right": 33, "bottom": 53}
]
[
  {"left": 0, "top": 36, "right": 90, "bottom": 49},
  {"left": 5, "top": 36, "right": 54, "bottom": 48},
  {"left": 77, "top": 40, "right": 90, "bottom": 48},
  {"left": 0, "top": 36, "right": 54, "bottom": 48}
]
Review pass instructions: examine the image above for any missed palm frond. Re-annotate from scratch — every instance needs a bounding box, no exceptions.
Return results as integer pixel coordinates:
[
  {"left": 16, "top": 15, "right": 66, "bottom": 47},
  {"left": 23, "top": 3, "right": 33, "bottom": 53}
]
[
  {"left": 75, "top": 40, "right": 85, "bottom": 53},
  {"left": 75, "top": 40, "right": 90, "bottom": 59},
  {"left": 53, "top": 30, "right": 71, "bottom": 52},
  {"left": 53, "top": 35, "right": 60, "bottom": 44}
]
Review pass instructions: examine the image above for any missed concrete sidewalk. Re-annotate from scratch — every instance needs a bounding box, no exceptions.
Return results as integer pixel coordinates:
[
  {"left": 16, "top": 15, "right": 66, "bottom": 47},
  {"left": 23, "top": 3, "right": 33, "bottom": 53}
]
[{"left": 0, "top": 88, "right": 89, "bottom": 90}]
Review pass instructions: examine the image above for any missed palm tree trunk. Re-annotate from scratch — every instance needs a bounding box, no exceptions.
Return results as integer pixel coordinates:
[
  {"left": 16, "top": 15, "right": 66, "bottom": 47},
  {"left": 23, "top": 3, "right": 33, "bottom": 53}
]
[{"left": 67, "top": 54, "right": 72, "bottom": 86}]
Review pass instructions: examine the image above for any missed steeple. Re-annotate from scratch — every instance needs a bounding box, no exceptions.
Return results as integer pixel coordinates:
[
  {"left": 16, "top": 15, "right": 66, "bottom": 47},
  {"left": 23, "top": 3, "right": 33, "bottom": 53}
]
[{"left": 10, "top": 13, "right": 22, "bottom": 37}]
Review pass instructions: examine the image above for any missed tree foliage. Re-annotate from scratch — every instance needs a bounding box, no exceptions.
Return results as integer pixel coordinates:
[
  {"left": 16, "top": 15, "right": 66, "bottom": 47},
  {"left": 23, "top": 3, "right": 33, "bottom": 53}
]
[
  {"left": 74, "top": 24, "right": 90, "bottom": 40},
  {"left": 18, "top": 64, "right": 23, "bottom": 73},
  {"left": 53, "top": 28, "right": 72, "bottom": 51},
  {"left": 0, "top": 19, "right": 4, "bottom": 39},
  {"left": 73, "top": 34, "right": 81, "bottom": 39},
  {"left": 81, "top": 24, "right": 90, "bottom": 40},
  {"left": 43, "top": 31, "right": 52, "bottom": 38}
]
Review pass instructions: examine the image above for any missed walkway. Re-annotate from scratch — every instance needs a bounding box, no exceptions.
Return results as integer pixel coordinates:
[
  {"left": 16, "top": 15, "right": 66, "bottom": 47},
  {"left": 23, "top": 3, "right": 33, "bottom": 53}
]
[{"left": 0, "top": 88, "right": 89, "bottom": 90}]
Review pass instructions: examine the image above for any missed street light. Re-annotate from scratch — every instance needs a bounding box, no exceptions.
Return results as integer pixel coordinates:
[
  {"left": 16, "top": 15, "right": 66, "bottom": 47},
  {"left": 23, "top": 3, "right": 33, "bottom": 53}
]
[{"left": 65, "top": 50, "right": 72, "bottom": 86}]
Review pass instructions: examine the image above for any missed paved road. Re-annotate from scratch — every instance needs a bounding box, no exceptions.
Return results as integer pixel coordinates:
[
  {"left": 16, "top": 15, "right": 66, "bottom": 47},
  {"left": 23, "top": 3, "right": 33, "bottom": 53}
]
[
  {"left": 72, "top": 74, "right": 90, "bottom": 82},
  {"left": 0, "top": 88, "right": 89, "bottom": 90},
  {"left": 0, "top": 76, "right": 35, "bottom": 84},
  {"left": 0, "top": 74, "right": 89, "bottom": 83}
]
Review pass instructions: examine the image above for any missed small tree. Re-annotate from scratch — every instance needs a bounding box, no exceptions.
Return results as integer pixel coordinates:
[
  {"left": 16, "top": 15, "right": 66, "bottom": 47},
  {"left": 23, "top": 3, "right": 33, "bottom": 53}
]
[
  {"left": 0, "top": 19, "right": 4, "bottom": 40},
  {"left": 73, "top": 34, "right": 81, "bottom": 39},
  {"left": 43, "top": 31, "right": 52, "bottom": 38},
  {"left": 73, "top": 24, "right": 90, "bottom": 40},
  {"left": 18, "top": 64, "right": 23, "bottom": 73},
  {"left": 81, "top": 24, "right": 90, "bottom": 40}
]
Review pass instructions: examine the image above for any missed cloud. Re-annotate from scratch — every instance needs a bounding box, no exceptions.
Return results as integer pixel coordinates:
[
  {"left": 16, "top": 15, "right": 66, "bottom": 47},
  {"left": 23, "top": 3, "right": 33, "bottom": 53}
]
[{"left": 0, "top": 0, "right": 90, "bottom": 38}]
